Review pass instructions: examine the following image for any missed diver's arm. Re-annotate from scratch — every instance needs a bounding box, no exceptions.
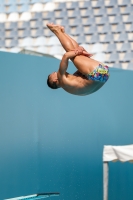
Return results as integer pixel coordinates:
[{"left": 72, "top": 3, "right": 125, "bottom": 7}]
[
  {"left": 58, "top": 51, "right": 77, "bottom": 75},
  {"left": 58, "top": 49, "right": 90, "bottom": 75},
  {"left": 58, "top": 54, "right": 69, "bottom": 75}
]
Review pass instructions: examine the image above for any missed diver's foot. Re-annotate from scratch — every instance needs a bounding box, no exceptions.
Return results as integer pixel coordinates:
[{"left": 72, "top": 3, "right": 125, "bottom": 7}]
[{"left": 46, "top": 22, "right": 65, "bottom": 33}]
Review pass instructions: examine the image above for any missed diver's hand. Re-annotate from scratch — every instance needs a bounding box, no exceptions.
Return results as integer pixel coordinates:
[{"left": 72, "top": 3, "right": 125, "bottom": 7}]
[
  {"left": 64, "top": 46, "right": 93, "bottom": 59},
  {"left": 71, "top": 46, "right": 93, "bottom": 57},
  {"left": 64, "top": 47, "right": 87, "bottom": 59},
  {"left": 64, "top": 51, "right": 80, "bottom": 59}
]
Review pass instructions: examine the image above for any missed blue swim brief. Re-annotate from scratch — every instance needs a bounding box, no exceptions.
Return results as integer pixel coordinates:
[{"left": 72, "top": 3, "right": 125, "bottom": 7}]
[{"left": 86, "top": 63, "right": 110, "bottom": 83}]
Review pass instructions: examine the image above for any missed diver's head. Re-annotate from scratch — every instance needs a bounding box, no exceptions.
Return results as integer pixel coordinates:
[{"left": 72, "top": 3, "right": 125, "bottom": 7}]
[{"left": 47, "top": 72, "right": 60, "bottom": 89}]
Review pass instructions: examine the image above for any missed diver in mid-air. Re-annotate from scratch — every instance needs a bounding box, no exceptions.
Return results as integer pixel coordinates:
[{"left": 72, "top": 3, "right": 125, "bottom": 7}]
[{"left": 47, "top": 23, "right": 110, "bottom": 96}]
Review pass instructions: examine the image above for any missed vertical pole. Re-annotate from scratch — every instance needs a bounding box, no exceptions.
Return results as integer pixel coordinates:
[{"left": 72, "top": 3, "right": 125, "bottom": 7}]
[{"left": 103, "top": 162, "right": 109, "bottom": 200}]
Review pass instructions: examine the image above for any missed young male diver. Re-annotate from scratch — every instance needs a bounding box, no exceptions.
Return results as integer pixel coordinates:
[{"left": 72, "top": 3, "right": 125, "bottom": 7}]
[{"left": 47, "top": 23, "right": 110, "bottom": 96}]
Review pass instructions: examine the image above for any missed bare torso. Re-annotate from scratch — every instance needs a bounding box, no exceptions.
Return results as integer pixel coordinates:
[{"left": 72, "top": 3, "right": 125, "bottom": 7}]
[
  {"left": 58, "top": 53, "right": 106, "bottom": 96},
  {"left": 58, "top": 72, "right": 105, "bottom": 96}
]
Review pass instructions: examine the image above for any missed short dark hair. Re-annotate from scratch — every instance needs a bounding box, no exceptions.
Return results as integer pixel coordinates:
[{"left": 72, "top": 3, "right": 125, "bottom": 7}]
[{"left": 47, "top": 75, "right": 59, "bottom": 89}]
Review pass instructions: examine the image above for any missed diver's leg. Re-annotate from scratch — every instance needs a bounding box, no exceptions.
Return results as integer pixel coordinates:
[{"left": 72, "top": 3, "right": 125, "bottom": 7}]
[
  {"left": 47, "top": 23, "right": 79, "bottom": 51},
  {"left": 47, "top": 23, "right": 99, "bottom": 74},
  {"left": 47, "top": 23, "right": 91, "bottom": 56},
  {"left": 55, "top": 24, "right": 79, "bottom": 49},
  {"left": 63, "top": 33, "right": 79, "bottom": 49}
]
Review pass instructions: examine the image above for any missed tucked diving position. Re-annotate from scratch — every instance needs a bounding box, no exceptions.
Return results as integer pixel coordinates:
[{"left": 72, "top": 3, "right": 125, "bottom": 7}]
[{"left": 47, "top": 23, "right": 110, "bottom": 96}]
